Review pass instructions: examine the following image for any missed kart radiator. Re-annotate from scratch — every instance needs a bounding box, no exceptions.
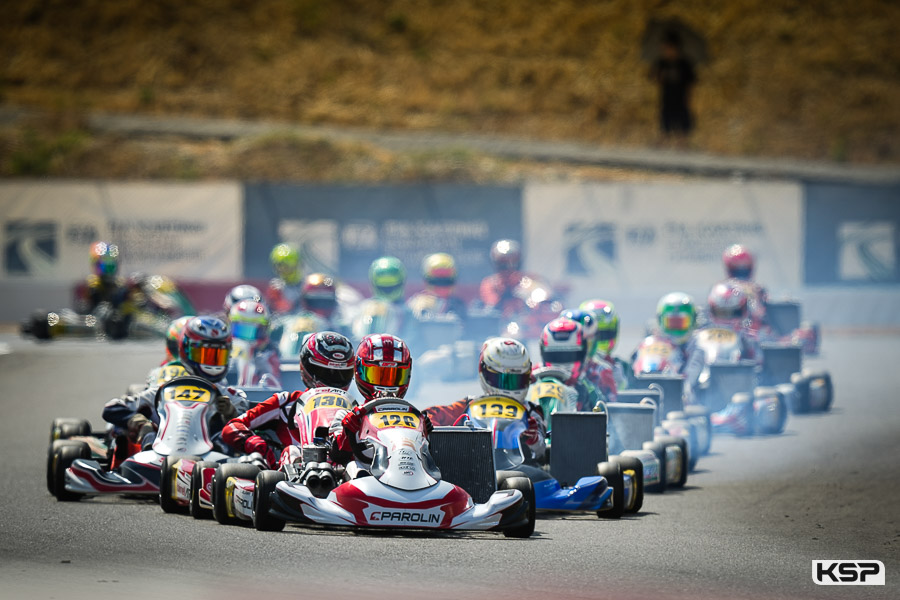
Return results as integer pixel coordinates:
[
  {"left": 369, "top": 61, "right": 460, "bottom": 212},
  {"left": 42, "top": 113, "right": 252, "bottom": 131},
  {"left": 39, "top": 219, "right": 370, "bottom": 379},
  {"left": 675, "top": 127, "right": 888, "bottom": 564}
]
[
  {"left": 766, "top": 301, "right": 801, "bottom": 337},
  {"left": 704, "top": 362, "right": 757, "bottom": 413},
  {"left": 759, "top": 344, "right": 802, "bottom": 386},
  {"left": 550, "top": 412, "right": 607, "bottom": 488},
  {"left": 616, "top": 388, "right": 662, "bottom": 422},
  {"left": 428, "top": 427, "right": 497, "bottom": 504},
  {"left": 606, "top": 403, "right": 657, "bottom": 455},
  {"left": 632, "top": 374, "right": 685, "bottom": 416}
]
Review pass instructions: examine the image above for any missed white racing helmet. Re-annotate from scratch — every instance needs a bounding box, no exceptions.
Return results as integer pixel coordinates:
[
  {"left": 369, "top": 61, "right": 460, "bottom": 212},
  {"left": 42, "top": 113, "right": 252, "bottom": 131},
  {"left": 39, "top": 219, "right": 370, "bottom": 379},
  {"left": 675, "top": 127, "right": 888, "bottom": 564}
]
[{"left": 478, "top": 337, "right": 532, "bottom": 402}]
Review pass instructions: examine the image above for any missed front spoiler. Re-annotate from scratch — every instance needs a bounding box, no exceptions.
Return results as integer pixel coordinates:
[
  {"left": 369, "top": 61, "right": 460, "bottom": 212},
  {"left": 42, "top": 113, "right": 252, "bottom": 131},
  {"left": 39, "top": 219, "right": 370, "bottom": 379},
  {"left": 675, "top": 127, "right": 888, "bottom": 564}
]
[
  {"left": 65, "top": 456, "right": 161, "bottom": 495},
  {"left": 268, "top": 480, "right": 527, "bottom": 533},
  {"left": 533, "top": 476, "right": 613, "bottom": 512}
]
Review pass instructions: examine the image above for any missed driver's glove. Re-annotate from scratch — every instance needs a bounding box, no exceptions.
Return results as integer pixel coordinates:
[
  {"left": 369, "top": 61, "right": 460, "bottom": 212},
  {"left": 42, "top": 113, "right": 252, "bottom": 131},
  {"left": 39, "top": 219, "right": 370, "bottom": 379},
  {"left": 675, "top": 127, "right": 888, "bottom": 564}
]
[
  {"left": 244, "top": 435, "right": 275, "bottom": 467},
  {"left": 341, "top": 406, "right": 364, "bottom": 434},
  {"left": 422, "top": 411, "right": 434, "bottom": 436}
]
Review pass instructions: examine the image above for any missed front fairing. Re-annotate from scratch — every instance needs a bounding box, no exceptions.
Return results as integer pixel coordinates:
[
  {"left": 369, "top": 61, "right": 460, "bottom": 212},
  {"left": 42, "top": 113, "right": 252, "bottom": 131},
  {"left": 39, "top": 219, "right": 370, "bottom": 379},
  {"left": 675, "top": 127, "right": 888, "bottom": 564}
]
[
  {"left": 153, "top": 377, "right": 216, "bottom": 456},
  {"left": 360, "top": 402, "right": 438, "bottom": 492},
  {"left": 465, "top": 395, "right": 529, "bottom": 469}
]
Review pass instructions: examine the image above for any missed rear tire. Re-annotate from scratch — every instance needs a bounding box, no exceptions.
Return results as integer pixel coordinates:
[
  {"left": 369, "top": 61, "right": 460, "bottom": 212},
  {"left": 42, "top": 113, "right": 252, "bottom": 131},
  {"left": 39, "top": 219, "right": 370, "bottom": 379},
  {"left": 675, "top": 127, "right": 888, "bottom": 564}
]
[
  {"left": 212, "top": 463, "right": 261, "bottom": 525},
  {"left": 160, "top": 454, "right": 200, "bottom": 514},
  {"left": 656, "top": 436, "right": 688, "bottom": 488},
  {"left": 596, "top": 461, "right": 624, "bottom": 519},
  {"left": 253, "top": 470, "right": 287, "bottom": 531},
  {"left": 499, "top": 476, "right": 536, "bottom": 538},
  {"left": 643, "top": 441, "right": 667, "bottom": 493},
  {"left": 683, "top": 405, "right": 712, "bottom": 455},
  {"left": 789, "top": 373, "right": 811, "bottom": 414},
  {"left": 54, "top": 442, "right": 90, "bottom": 502},
  {"left": 753, "top": 388, "right": 788, "bottom": 435},
  {"left": 609, "top": 455, "right": 643, "bottom": 514},
  {"left": 190, "top": 461, "right": 219, "bottom": 519},
  {"left": 47, "top": 440, "right": 84, "bottom": 495}
]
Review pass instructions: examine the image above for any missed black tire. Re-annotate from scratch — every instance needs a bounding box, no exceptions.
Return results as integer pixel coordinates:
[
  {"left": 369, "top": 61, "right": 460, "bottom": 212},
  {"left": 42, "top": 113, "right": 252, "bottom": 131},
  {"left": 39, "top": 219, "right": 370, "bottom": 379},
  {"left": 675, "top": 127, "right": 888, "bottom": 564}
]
[
  {"left": 789, "top": 373, "right": 811, "bottom": 414},
  {"left": 596, "top": 461, "right": 625, "bottom": 519},
  {"left": 190, "top": 461, "right": 219, "bottom": 520},
  {"left": 806, "top": 371, "right": 833, "bottom": 413},
  {"left": 609, "top": 455, "right": 643, "bottom": 514},
  {"left": 499, "top": 476, "right": 536, "bottom": 538},
  {"left": 684, "top": 405, "right": 712, "bottom": 456},
  {"left": 643, "top": 441, "right": 667, "bottom": 493},
  {"left": 47, "top": 440, "right": 84, "bottom": 495},
  {"left": 54, "top": 442, "right": 90, "bottom": 501},
  {"left": 496, "top": 470, "right": 529, "bottom": 490},
  {"left": 50, "top": 418, "right": 91, "bottom": 442},
  {"left": 753, "top": 388, "right": 788, "bottom": 435},
  {"left": 160, "top": 454, "right": 200, "bottom": 514},
  {"left": 656, "top": 436, "right": 688, "bottom": 488},
  {"left": 253, "top": 470, "right": 287, "bottom": 531},
  {"left": 212, "top": 463, "right": 261, "bottom": 525}
]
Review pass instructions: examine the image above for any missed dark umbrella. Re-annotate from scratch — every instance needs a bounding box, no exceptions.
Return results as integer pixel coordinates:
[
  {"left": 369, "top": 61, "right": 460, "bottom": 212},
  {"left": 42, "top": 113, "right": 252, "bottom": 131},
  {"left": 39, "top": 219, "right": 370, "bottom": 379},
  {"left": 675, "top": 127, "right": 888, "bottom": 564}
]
[{"left": 641, "top": 18, "right": 708, "bottom": 65}]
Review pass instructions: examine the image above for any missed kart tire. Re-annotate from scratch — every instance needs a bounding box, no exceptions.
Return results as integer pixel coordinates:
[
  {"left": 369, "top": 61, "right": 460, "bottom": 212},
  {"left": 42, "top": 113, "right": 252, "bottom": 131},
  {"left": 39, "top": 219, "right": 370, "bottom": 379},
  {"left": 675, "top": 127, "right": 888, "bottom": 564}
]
[
  {"left": 190, "top": 461, "right": 219, "bottom": 520},
  {"left": 53, "top": 442, "right": 90, "bottom": 502},
  {"left": 789, "top": 372, "right": 811, "bottom": 414},
  {"left": 642, "top": 441, "right": 667, "bottom": 494},
  {"left": 213, "top": 463, "right": 261, "bottom": 526},
  {"left": 47, "top": 440, "right": 85, "bottom": 495},
  {"left": 160, "top": 454, "right": 200, "bottom": 514},
  {"left": 596, "top": 461, "right": 625, "bottom": 519},
  {"left": 609, "top": 455, "right": 643, "bottom": 514},
  {"left": 50, "top": 418, "right": 91, "bottom": 442},
  {"left": 499, "top": 476, "right": 536, "bottom": 538},
  {"left": 253, "top": 470, "right": 287, "bottom": 532},
  {"left": 496, "top": 470, "right": 529, "bottom": 490},
  {"left": 655, "top": 435, "right": 688, "bottom": 488},
  {"left": 683, "top": 405, "right": 712, "bottom": 456},
  {"left": 731, "top": 393, "right": 754, "bottom": 437},
  {"left": 805, "top": 371, "right": 833, "bottom": 413},
  {"left": 753, "top": 388, "right": 788, "bottom": 435},
  {"left": 30, "top": 311, "right": 51, "bottom": 340}
]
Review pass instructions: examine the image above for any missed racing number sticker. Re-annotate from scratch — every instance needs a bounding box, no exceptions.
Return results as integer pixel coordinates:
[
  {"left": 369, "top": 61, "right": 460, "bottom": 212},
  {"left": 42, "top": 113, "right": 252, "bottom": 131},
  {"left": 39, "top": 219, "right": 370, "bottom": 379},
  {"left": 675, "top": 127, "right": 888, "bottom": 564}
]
[
  {"left": 705, "top": 328, "right": 738, "bottom": 344},
  {"left": 303, "top": 394, "right": 351, "bottom": 413},
  {"left": 373, "top": 412, "right": 420, "bottom": 429},
  {"left": 641, "top": 342, "right": 673, "bottom": 358},
  {"left": 533, "top": 382, "right": 564, "bottom": 401},
  {"left": 470, "top": 398, "right": 525, "bottom": 420},
  {"left": 156, "top": 365, "right": 189, "bottom": 385},
  {"left": 162, "top": 385, "right": 212, "bottom": 403}
]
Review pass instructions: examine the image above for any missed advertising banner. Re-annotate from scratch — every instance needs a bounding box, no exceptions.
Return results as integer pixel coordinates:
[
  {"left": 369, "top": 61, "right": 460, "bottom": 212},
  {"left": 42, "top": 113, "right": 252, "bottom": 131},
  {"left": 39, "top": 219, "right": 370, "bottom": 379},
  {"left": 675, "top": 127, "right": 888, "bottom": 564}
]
[
  {"left": 243, "top": 184, "right": 522, "bottom": 285},
  {"left": 523, "top": 181, "right": 803, "bottom": 304},
  {"left": 804, "top": 183, "right": 900, "bottom": 285},
  {"left": 0, "top": 182, "right": 242, "bottom": 282}
]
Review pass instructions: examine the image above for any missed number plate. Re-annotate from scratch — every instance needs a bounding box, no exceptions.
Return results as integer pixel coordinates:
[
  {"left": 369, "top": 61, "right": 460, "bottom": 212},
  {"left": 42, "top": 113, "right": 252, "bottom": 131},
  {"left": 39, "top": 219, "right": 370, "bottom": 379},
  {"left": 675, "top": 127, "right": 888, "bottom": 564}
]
[
  {"left": 469, "top": 397, "right": 525, "bottom": 420},
  {"left": 703, "top": 328, "right": 738, "bottom": 344},
  {"left": 303, "top": 393, "right": 352, "bottom": 414},
  {"left": 371, "top": 412, "right": 420, "bottom": 429},
  {"left": 156, "top": 364, "right": 189, "bottom": 385},
  {"left": 162, "top": 385, "right": 212, "bottom": 403}
]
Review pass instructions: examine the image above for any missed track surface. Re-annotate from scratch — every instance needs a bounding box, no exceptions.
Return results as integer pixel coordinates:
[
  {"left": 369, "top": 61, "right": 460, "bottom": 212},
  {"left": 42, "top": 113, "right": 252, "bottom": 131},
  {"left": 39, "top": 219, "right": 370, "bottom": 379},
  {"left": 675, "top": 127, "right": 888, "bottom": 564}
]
[{"left": 0, "top": 331, "right": 898, "bottom": 600}]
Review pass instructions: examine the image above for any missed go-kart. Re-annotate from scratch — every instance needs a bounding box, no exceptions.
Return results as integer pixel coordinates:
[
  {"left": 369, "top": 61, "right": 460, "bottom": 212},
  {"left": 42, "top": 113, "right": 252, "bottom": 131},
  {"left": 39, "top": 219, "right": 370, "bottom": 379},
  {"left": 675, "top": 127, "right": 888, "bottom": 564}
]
[
  {"left": 466, "top": 275, "right": 564, "bottom": 343},
  {"left": 529, "top": 372, "right": 680, "bottom": 494},
  {"left": 756, "top": 299, "right": 820, "bottom": 356},
  {"left": 460, "top": 393, "right": 643, "bottom": 518},
  {"left": 50, "top": 376, "right": 231, "bottom": 501},
  {"left": 256, "top": 397, "right": 536, "bottom": 537},
  {"left": 194, "top": 387, "right": 353, "bottom": 524}
]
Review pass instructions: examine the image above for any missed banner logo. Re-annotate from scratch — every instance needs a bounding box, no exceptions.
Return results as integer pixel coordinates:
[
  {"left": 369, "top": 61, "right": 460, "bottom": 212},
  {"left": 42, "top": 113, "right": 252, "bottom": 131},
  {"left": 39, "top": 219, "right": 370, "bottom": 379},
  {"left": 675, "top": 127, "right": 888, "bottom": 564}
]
[
  {"left": 838, "top": 221, "right": 895, "bottom": 282},
  {"left": 4, "top": 220, "right": 57, "bottom": 275},
  {"left": 812, "top": 560, "right": 885, "bottom": 585}
]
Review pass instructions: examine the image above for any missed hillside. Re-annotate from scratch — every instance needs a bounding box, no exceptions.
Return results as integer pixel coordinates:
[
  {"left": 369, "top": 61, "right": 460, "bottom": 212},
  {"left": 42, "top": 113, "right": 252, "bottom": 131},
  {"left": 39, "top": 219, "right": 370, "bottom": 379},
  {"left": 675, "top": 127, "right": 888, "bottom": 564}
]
[{"left": 2, "top": 0, "right": 899, "bottom": 179}]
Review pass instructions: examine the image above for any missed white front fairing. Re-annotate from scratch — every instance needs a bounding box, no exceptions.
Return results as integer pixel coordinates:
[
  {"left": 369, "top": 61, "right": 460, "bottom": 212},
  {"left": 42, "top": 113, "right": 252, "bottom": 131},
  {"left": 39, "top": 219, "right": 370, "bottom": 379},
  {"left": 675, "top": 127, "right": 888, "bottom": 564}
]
[
  {"left": 696, "top": 328, "right": 742, "bottom": 365},
  {"left": 371, "top": 428, "right": 438, "bottom": 491},
  {"left": 154, "top": 401, "right": 213, "bottom": 456}
]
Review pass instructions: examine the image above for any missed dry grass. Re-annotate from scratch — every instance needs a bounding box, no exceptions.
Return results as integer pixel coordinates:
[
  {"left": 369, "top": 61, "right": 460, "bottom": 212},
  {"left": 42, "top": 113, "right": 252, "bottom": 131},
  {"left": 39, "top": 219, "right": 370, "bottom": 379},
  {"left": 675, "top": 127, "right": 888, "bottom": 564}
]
[{"left": 2, "top": 0, "right": 899, "bottom": 175}]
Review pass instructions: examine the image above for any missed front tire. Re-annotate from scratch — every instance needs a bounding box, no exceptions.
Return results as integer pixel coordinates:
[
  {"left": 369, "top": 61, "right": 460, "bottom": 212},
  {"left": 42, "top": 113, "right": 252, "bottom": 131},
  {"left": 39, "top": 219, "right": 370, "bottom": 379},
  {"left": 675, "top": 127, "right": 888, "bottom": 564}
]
[
  {"left": 596, "top": 461, "right": 624, "bottom": 519},
  {"left": 253, "top": 470, "right": 287, "bottom": 532},
  {"left": 160, "top": 454, "right": 199, "bottom": 514},
  {"left": 190, "top": 461, "right": 219, "bottom": 519},
  {"left": 212, "top": 463, "right": 261, "bottom": 526},
  {"left": 50, "top": 418, "right": 91, "bottom": 442},
  {"left": 643, "top": 441, "right": 668, "bottom": 493},
  {"left": 656, "top": 436, "right": 688, "bottom": 488},
  {"left": 609, "top": 455, "right": 643, "bottom": 514},
  {"left": 53, "top": 442, "right": 90, "bottom": 501},
  {"left": 499, "top": 476, "right": 536, "bottom": 538}
]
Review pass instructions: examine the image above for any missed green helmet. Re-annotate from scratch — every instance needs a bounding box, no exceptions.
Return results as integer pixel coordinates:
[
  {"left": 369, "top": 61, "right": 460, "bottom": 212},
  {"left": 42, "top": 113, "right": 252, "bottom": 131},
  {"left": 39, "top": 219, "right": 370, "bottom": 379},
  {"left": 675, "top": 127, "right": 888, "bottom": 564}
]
[
  {"left": 270, "top": 243, "right": 302, "bottom": 285},
  {"left": 369, "top": 256, "right": 406, "bottom": 302},
  {"left": 579, "top": 299, "right": 619, "bottom": 356},
  {"left": 656, "top": 292, "right": 696, "bottom": 344}
]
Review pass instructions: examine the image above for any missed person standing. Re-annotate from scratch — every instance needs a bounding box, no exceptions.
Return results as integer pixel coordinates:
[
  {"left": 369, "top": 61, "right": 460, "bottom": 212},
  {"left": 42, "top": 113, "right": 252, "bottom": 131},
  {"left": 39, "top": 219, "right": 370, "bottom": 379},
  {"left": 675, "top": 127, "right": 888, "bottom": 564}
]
[{"left": 653, "top": 31, "right": 696, "bottom": 139}]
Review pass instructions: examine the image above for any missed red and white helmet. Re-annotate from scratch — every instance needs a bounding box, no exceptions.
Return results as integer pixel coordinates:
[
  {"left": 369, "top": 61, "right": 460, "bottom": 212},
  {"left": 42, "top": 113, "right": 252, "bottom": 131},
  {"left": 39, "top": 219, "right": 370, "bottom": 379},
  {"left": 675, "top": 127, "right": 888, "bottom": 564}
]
[
  {"left": 723, "top": 244, "right": 754, "bottom": 281},
  {"left": 299, "top": 331, "right": 355, "bottom": 390},
  {"left": 478, "top": 337, "right": 532, "bottom": 402},
  {"left": 708, "top": 281, "right": 749, "bottom": 324},
  {"left": 355, "top": 334, "right": 412, "bottom": 401},
  {"left": 539, "top": 317, "right": 587, "bottom": 379}
]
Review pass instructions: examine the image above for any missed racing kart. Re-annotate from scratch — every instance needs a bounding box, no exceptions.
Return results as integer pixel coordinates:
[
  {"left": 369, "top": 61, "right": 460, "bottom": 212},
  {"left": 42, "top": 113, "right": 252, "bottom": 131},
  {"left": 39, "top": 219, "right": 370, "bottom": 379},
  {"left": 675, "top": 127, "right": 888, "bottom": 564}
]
[
  {"left": 254, "top": 398, "right": 536, "bottom": 537},
  {"left": 49, "top": 376, "right": 231, "bottom": 501},
  {"left": 191, "top": 387, "right": 351, "bottom": 523},
  {"left": 529, "top": 373, "right": 684, "bottom": 494},
  {"left": 758, "top": 299, "right": 820, "bottom": 356},
  {"left": 466, "top": 275, "right": 564, "bottom": 343},
  {"left": 459, "top": 393, "right": 643, "bottom": 518}
]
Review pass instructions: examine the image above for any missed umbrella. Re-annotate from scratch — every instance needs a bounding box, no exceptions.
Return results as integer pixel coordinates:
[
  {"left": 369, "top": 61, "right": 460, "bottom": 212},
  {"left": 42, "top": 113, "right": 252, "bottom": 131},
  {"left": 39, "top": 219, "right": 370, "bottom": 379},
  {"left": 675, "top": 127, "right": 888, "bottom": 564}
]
[{"left": 641, "top": 18, "right": 708, "bottom": 65}]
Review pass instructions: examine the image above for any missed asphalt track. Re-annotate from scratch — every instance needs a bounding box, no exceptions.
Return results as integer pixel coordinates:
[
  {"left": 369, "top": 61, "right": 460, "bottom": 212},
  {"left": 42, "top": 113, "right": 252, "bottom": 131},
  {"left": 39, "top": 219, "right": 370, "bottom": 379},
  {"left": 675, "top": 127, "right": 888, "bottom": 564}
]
[{"left": 0, "top": 331, "right": 898, "bottom": 600}]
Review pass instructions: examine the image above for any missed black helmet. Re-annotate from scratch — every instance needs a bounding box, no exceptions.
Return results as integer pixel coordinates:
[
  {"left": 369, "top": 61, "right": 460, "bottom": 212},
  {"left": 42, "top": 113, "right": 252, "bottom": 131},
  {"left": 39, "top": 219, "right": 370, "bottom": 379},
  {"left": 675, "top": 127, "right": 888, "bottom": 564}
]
[{"left": 299, "top": 331, "right": 355, "bottom": 390}]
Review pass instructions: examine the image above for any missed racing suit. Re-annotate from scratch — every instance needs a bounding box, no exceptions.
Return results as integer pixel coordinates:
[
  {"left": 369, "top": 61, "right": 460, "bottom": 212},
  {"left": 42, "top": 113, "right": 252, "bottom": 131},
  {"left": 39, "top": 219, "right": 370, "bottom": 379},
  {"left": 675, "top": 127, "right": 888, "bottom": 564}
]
[
  {"left": 267, "top": 277, "right": 302, "bottom": 316},
  {"left": 76, "top": 274, "right": 130, "bottom": 314},
  {"left": 223, "top": 387, "right": 354, "bottom": 467},
  {"left": 583, "top": 355, "right": 620, "bottom": 402},
  {"left": 226, "top": 340, "right": 282, "bottom": 388},
  {"left": 478, "top": 271, "right": 525, "bottom": 311},
  {"left": 422, "top": 395, "right": 547, "bottom": 462}
]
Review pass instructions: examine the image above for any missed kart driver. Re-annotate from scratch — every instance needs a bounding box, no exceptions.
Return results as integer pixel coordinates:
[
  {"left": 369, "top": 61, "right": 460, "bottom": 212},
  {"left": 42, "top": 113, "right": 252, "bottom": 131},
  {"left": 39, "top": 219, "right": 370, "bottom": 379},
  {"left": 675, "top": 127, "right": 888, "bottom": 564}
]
[
  {"left": 406, "top": 252, "right": 468, "bottom": 321},
  {"left": 722, "top": 244, "right": 768, "bottom": 330},
  {"left": 534, "top": 317, "right": 605, "bottom": 411},
  {"left": 222, "top": 331, "right": 355, "bottom": 467},
  {"left": 478, "top": 239, "right": 526, "bottom": 311},
  {"left": 102, "top": 315, "right": 248, "bottom": 463},
  {"left": 226, "top": 299, "right": 282, "bottom": 388},
  {"left": 266, "top": 243, "right": 304, "bottom": 315},
  {"left": 75, "top": 241, "right": 131, "bottom": 314},
  {"left": 423, "top": 337, "right": 547, "bottom": 462},
  {"left": 562, "top": 307, "right": 619, "bottom": 402}
]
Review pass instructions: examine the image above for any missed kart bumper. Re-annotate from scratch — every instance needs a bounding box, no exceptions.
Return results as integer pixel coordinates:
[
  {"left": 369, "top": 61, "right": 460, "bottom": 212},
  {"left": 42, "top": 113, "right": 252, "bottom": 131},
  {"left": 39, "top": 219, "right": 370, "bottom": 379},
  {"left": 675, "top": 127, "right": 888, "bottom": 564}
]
[
  {"left": 533, "top": 476, "right": 613, "bottom": 512},
  {"left": 65, "top": 457, "right": 161, "bottom": 495}
]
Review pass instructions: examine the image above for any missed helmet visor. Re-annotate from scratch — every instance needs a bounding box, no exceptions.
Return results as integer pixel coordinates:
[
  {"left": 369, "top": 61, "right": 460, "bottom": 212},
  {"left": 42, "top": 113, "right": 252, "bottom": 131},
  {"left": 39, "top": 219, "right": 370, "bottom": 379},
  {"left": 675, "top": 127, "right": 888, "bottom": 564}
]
[
  {"left": 481, "top": 368, "right": 530, "bottom": 392},
  {"left": 729, "top": 266, "right": 752, "bottom": 280},
  {"left": 662, "top": 314, "right": 691, "bottom": 333},
  {"left": 375, "top": 283, "right": 404, "bottom": 300},
  {"left": 96, "top": 260, "right": 117, "bottom": 276},
  {"left": 231, "top": 321, "right": 265, "bottom": 341},
  {"left": 184, "top": 343, "right": 230, "bottom": 367},
  {"left": 307, "top": 361, "right": 354, "bottom": 389},
  {"left": 542, "top": 349, "right": 584, "bottom": 364},
  {"left": 304, "top": 297, "right": 337, "bottom": 312},
  {"left": 595, "top": 328, "right": 617, "bottom": 341},
  {"left": 425, "top": 276, "right": 456, "bottom": 288},
  {"left": 357, "top": 363, "right": 411, "bottom": 386}
]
